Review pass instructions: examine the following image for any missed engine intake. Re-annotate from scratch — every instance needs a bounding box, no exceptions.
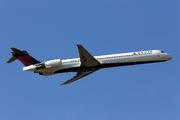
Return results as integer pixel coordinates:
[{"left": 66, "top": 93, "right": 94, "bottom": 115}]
[
  {"left": 36, "top": 59, "right": 62, "bottom": 69},
  {"left": 45, "top": 59, "right": 62, "bottom": 68}
]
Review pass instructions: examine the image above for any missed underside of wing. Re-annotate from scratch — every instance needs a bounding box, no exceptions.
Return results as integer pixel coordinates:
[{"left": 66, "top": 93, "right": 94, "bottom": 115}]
[
  {"left": 61, "top": 70, "right": 98, "bottom": 85},
  {"left": 77, "top": 45, "right": 101, "bottom": 67}
]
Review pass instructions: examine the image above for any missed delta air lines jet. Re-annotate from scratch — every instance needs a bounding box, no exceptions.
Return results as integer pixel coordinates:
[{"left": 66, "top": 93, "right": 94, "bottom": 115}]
[{"left": 7, "top": 45, "right": 173, "bottom": 85}]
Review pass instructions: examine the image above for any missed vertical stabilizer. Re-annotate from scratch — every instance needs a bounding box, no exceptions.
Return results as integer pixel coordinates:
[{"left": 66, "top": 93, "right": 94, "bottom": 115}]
[{"left": 7, "top": 48, "right": 40, "bottom": 66}]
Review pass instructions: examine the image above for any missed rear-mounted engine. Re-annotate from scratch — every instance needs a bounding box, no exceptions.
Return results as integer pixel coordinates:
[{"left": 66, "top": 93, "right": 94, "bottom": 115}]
[{"left": 36, "top": 59, "right": 62, "bottom": 69}]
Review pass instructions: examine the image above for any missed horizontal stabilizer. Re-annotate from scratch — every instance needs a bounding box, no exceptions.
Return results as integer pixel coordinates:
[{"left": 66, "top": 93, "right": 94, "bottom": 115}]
[
  {"left": 7, "top": 47, "right": 40, "bottom": 66},
  {"left": 7, "top": 56, "right": 17, "bottom": 63},
  {"left": 11, "top": 48, "right": 27, "bottom": 55}
]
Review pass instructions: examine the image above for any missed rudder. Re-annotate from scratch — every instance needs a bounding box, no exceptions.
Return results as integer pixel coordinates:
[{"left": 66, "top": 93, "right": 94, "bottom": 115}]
[{"left": 7, "top": 48, "right": 40, "bottom": 66}]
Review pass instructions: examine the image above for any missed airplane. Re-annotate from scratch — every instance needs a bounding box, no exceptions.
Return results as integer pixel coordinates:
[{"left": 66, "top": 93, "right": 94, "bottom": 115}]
[{"left": 7, "top": 45, "right": 173, "bottom": 85}]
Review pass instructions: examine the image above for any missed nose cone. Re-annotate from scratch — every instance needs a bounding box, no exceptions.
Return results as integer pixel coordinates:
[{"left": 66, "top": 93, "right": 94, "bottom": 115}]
[{"left": 167, "top": 54, "right": 173, "bottom": 60}]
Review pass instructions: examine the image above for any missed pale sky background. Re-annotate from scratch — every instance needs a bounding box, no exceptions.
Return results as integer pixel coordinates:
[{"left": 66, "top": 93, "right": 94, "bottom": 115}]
[{"left": 0, "top": 0, "right": 179, "bottom": 120}]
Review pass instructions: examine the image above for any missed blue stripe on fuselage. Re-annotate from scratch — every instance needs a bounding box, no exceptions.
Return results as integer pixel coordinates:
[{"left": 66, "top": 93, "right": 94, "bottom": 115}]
[{"left": 54, "top": 60, "right": 167, "bottom": 73}]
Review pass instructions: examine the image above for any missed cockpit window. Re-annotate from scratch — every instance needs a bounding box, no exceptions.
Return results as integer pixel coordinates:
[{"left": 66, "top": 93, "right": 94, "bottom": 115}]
[{"left": 161, "top": 51, "right": 165, "bottom": 53}]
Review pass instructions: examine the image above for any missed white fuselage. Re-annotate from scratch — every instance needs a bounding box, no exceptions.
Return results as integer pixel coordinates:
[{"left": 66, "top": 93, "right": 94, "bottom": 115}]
[{"left": 23, "top": 50, "right": 173, "bottom": 76}]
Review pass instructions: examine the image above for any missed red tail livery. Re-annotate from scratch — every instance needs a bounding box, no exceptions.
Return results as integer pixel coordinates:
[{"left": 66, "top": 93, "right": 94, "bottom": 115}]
[{"left": 7, "top": 48, "right": 40, "bottom": 66}]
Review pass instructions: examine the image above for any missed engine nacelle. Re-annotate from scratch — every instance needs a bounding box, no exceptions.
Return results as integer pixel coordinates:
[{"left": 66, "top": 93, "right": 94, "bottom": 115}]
[
  {"left": 24, "top": 59, "right": 62, "bottom": 71},
  {"left": 35, "top": 59, "right": 62, "bottom": 69},
  {"left": 44, "top": 59, "right": 62, "bottom": 68}
]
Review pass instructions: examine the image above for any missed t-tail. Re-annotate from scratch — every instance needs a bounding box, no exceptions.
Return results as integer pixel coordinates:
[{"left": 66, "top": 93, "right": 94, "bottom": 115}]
[{"left": 7, "top": 48, "right": 40, "bottom": 66}]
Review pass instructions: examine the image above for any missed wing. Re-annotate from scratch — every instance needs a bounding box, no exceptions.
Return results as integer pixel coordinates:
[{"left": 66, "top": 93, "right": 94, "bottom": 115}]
[
  {"left": 77, "top": 45, "right": 101, "bottom": 67},
  {"left": 61, "top": 70, "right": 97, "bottom": 85}
]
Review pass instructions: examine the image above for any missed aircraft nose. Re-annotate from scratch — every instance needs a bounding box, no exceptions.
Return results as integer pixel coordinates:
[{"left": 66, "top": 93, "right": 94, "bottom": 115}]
[{"left": 167, "top": 54, "right": 173, "bottom": 60}]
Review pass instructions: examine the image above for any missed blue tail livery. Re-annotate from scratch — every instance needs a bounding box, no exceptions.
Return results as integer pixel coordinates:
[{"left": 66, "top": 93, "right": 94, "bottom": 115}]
[{"left": 7, "top": 48, "right": 40, "bottom": 66}]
